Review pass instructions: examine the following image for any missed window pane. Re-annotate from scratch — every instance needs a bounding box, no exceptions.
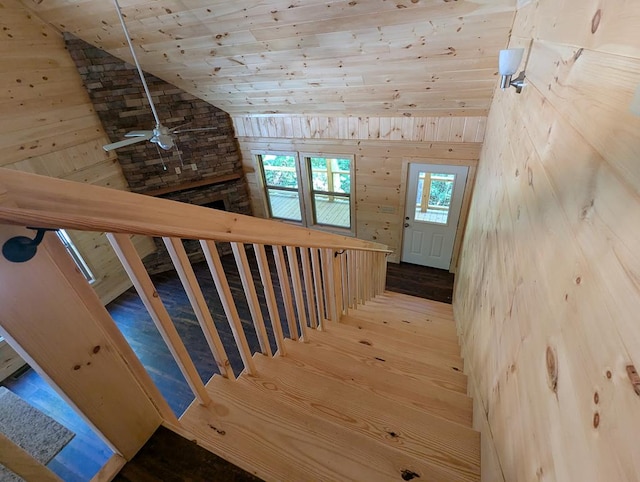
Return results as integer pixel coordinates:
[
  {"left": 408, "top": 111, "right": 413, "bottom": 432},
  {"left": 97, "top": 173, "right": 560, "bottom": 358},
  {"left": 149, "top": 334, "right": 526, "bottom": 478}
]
[
  {"left": 267, "top": 189, "right": 302, "bottom": 221},
  {"left": 414, "top": 172, "right": 455, "bottom": 225},
  {"left": 313, "top": 194, "right": 350, "bottom": 228},
  {"left": 262, "top": 154, "right": 298, "bottom": 188},
  {"left": 308, "top": 157, "right": 351, "bottom": 194},
  {"left": 312, "top": 171, "right": 328, "bottom": 190}
]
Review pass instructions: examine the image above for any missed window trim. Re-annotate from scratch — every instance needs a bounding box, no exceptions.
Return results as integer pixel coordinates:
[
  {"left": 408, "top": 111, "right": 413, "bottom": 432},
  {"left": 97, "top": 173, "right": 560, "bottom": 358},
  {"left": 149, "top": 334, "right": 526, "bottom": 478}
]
[
  {"left": 254, "top": 151, "right": 356, "bottom": 236},
  {"left": 255, "top": 151, "right": 305, "bottom": 224},
  {"left": 300, "top": 152, "right": 355, "bottom": 236},
  {"left": 56, "top": 229, "right": 96, "bottom": 284}
]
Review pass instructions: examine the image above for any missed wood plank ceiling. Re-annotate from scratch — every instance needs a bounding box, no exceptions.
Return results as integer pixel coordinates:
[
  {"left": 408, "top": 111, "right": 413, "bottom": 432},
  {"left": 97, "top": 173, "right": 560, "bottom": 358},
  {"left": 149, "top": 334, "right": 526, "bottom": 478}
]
[{"left": 20, "top": 0, "right": 515, "bottom": 117}]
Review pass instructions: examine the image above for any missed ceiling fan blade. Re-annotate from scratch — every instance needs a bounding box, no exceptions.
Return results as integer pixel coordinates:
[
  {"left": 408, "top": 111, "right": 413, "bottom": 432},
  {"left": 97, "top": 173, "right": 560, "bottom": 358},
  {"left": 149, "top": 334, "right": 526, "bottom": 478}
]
[
  {"left": 169, "top": 121, "right": 192, "bottom": 133},
  {"left": 125, "top": 130, "right": 154, "bottom": 137},
  {"left": 103, "top": 133, "right": 152, "bottom": 151}
]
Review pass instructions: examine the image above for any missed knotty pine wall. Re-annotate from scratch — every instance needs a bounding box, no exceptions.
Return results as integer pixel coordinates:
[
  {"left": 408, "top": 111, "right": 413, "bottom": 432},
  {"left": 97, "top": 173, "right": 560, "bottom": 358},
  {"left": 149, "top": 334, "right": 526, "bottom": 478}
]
[
  {"left": 233, "top": 115, "right": 484, "bottom": 265},
  {"left": 454, "top": 0, "right": 640, "bottom": 480},
  {"left": 1, "top": 0, "right": 155, "bottom": 305}
]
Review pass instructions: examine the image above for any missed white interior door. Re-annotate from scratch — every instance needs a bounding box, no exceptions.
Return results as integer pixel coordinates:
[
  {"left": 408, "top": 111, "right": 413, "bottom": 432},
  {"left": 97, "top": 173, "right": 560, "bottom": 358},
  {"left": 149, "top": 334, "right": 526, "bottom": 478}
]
[{"left": 401, "top": 163, "right": 468, "bottom": 269}]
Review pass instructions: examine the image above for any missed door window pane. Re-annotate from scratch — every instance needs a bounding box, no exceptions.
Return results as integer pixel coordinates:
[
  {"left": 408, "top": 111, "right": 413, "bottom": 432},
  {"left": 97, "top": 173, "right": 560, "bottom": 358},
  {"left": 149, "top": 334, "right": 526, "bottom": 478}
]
[
  {"left": 267, "top": 189, "right": 302, "bottom": 221},
  {"left": 313, "top": 194, "right": 350, "bottom": 228},
  {"left": 414, "top": 172, "right": 455, "bottom": 225}
]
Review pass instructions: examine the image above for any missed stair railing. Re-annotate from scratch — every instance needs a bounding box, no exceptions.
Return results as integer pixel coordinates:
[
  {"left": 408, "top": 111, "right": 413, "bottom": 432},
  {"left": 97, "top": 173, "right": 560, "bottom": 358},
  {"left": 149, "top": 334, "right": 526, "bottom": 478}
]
[{"left": 0, "top": 169, "right": 390, "bottom": 430}]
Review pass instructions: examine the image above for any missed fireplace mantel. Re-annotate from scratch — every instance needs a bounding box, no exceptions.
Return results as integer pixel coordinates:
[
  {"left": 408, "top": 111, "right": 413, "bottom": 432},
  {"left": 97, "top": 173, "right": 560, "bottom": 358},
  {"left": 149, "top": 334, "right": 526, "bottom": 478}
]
[{"left": 140, "top": 173, "right": 243, "bottom": 197}]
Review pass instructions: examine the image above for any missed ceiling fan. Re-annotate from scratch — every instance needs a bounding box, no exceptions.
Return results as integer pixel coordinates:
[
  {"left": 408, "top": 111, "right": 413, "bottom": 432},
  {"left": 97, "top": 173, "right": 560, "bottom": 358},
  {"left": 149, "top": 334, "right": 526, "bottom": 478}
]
[{"left": 103, "top": 0, "right": 214, "bottom": 153}]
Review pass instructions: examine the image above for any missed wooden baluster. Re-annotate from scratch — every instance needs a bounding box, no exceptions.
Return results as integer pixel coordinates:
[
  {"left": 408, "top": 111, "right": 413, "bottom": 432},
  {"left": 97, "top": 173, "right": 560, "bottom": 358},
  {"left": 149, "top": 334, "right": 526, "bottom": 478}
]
[
  {"left": 200, "top": 240, "right": 256, "bottom": 376},
  {"left": 340, "top": 250, "right": 349, "bottom": 309},
  {"left": 373, "top": 253, "right": 382, "bottom": 296},
  {"left": 357, "top": 250, "right": 364, "bottom": 305},
  {"left": 272, "top": 245, "right": 299, "bottom": 340},
  {"left": 333, "top": 250, "right": 344, "bottom": 318},
  {"left": 253, "top": 244, "right": 286, "bottom": 356},
  {"left": 300, "top": 247, "right": 318, "bottom": 329},
  {"left": 370, "top": 253, "right": 376, "bottom": 299},
  {"left": 382, "top": 252, "right": 388, "bottom": 294},
  {"left": 323, "top": 248, "right": 338, "bottom": 322},
  {"left": 347, "top": 250, "right": 356, "bottom": 309},
  {"left": 365, "top": 251, "right": 371, "bottom": 301},
  {"left": 310, "top": 247, "right": 326, "bottom": 329},
  {"left": 163, "top": 237, "right": 234, "bottom": 379},
  {"left": 365, "top": 251, "right": 373, "bottom": 301},
  {"left": 286, "top": 246, "right": 309, "bottom": 341},
  {"left": 378, "top": 252, "right": 383, "bottom": 296},
  {"left": 362, "top": 251, "right": 371, "bottom": 302},
  {"left": 231, "top": 242, "right": 272, "bottom": 356},
  {"left": 107, "top": 233, "right": 211, "bottom": 405}
]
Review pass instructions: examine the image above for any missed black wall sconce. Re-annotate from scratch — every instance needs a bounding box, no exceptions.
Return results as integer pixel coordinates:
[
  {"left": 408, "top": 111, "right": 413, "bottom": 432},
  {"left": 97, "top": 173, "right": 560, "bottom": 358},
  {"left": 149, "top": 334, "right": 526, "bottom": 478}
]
[{"left": 2, "top": 228, "right": 56, "bottom": 263}]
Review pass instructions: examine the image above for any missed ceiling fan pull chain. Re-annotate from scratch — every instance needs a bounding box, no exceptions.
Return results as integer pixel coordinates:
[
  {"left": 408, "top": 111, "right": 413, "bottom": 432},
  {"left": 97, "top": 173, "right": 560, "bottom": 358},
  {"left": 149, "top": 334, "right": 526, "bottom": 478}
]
[
  {"left": 174, "top": 140, "right": 185, "bottom": 167},
  {"left": 112, "top": 0, "right": 161, "bottom": 128},
  {"left": 155, "top": 144, "right": 167, "bottom": 171}
]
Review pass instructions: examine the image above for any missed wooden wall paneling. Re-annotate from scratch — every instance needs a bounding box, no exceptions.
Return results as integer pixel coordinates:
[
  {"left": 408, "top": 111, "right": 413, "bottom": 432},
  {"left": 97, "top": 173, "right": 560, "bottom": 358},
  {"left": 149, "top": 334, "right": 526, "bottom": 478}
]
[
  {"left": 534, "top": 0, "right": 640, "bottom": 58},
  {"left": 450, "top": 165, "right": 477, "bottom": 273},
  {"left": 238, "top": 135, "right": 480, "bottom": 262},
  {"left": 232, "top": 115, "right": 488, "bottom": 143},
  {"left": 1, "top": 0, "right": 156, "bottom": 304},
  {"left": 454, "top": 0, "right": 640, "bottom": 479},
  {"left": 524, "top": 40, "right": 640, "bottom": 189},
  {"left": 0, "top": 227, "right": 161, "bottom": 458}
]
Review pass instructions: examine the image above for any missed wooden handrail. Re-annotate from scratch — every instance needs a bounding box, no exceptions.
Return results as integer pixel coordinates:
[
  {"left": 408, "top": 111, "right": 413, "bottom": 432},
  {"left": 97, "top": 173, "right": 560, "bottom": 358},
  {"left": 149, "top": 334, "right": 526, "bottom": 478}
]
[{"left": 0, "top": 169, "right": 390, "bottom": 253}]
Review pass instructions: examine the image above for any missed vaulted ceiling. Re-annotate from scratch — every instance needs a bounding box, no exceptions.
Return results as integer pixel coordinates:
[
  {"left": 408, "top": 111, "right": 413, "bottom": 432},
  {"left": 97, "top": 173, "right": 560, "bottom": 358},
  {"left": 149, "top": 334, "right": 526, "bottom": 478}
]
[{"left": 22, "top": 0, "right": 515, "bottom": 117}]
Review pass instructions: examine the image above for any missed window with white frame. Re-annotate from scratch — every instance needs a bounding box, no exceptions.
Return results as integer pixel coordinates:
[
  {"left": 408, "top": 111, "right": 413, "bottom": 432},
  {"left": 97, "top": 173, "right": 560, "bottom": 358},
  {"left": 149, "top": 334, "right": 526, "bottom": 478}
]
[
  {"left": 256, "top": 152, "right": 355, "bottom": 234},
  {"left": 56, "top": 229, "right": 96, "bottom": 284}
]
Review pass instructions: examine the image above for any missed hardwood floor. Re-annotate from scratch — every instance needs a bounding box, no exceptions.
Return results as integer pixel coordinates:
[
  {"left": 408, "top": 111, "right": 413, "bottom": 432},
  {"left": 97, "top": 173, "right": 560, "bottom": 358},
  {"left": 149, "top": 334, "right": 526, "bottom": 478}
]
[
  {"left": 1, "top": 368, "right": 113, "bottom": 481},
  {"left": 0, "top": 252, "right": 454, "bottom": 481},
  {"left": 114, "top": 426, "right": 261, "bottom": 482},
  {"left": 385, "top": 261, "right": 455, "bottom": 303}
]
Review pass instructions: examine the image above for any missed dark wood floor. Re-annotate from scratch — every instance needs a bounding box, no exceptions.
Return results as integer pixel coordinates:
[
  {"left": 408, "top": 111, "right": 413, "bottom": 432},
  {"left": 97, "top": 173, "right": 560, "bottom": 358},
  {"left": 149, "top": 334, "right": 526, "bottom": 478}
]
[
  {"left": 114, "top": 426, "right": 261, "bottom": 482},
  {"left": 385, "top": 261, "right": 455, "bottom": 304},
  {"left": 1, "top": 253, "right": 453, "bottom": 481}
]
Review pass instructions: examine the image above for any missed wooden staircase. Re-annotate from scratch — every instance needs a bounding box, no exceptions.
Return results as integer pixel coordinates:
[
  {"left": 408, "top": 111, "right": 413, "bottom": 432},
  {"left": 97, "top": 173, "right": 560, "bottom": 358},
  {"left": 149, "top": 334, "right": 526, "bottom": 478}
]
[
  {"left": 0, "top": 170, "right": 479, "bottom": 481},
  {"left": 178, "top": 291, "right": 479, "bottom": 482}
]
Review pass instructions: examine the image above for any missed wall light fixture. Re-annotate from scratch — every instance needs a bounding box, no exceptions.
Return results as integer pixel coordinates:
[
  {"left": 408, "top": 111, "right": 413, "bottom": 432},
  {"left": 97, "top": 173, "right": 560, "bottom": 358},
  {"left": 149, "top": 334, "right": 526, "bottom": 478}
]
[{"left": 499, "top": 48, "right": 526, "bottom": 93}]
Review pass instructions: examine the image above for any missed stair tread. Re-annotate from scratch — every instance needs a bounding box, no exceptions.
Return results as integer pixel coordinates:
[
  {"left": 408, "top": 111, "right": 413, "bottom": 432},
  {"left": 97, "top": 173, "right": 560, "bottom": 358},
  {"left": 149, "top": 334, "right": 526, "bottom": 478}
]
[
  {"left": 179, "top": 374, "right": 479, "bottom": 482},
  {"left": 323, "top": 320, "right": 464, "bottom": 371},
  {"left": 382, "top": 291, "right": 454, "bottom": 314},
  {"left": 240, "top": 354, "right": 480, "bottom": 478},
  {"left": 341, "top": 313, "right": 462, "bottom": 357},
  {"left": 349, "top": 304, "right": 458, "bottom": 341},
  {"left": 282, "top": 338, "right": 473, "bottom": 426},
  {"left": 304, "top": 327, "right": 467, "bottom": 394},
  {"left": 359, "top": 298, "right": 456, "bottom": 324}
]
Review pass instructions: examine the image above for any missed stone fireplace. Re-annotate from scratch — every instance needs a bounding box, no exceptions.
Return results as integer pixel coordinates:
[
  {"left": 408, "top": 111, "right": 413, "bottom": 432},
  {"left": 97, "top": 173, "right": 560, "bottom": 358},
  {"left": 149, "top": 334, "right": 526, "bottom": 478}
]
[{"left": 65, "top": 34, "right": 252, "bottom": 273}]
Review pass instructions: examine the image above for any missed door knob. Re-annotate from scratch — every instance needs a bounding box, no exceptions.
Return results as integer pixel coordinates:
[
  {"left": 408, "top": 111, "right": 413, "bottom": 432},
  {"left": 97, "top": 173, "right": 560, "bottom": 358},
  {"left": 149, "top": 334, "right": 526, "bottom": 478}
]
[
  {"left": 405, "top": 216, "right": 410, "bottom": 220},
  {"left": 404, "top": 223, "right": 410, "bottom": 228}
]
